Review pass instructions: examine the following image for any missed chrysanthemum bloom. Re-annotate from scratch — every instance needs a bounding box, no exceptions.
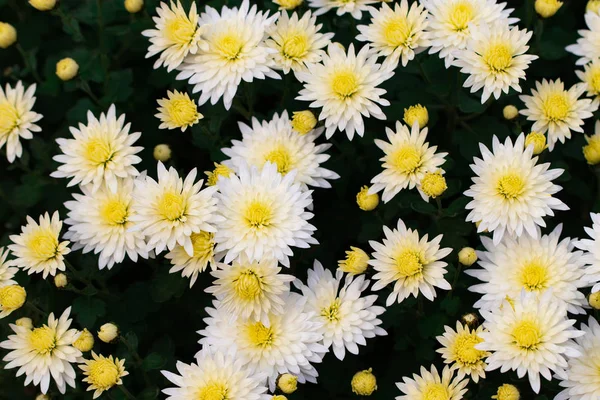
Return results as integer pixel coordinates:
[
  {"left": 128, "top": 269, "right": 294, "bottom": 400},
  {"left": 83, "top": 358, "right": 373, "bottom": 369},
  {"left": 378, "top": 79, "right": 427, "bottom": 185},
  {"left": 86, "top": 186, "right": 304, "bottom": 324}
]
[
  {"left": 555, "top": 316, "right": 600, "bottom": 400},
  {"left": 519, "top": 79, "right": 598, "bottom": 150},
  {"left": 176, "top": 0, "right": 280, "bottom": 110},
  {"left": 0, "top": 307, "right": 83, "bottom": 394},
  {"left": 206, "top": 256, "right": 294, "bottom": 322},
  {"left": 421, "top": 0, "right": 517, "bottom": 68},
  {"left": 352, "top": 368, "right": 377, "bottom": 396},
  {"left": 403, "top": 104, "right": 429, "bottom": 128},
  {"left": 0, "top": 247, "right": 18, "bottom": 287},
  {"left": 155, "top": 90, "right": 202, "bottom": 132},
  {"left": 8, "top": 211, "right": 70, "bottom": 279},
  {"left": 479, "top": 291, "right": 584, "bottom": 393},
  {"left": 79, "top": 352, "right": 128, "bottom": 399},
  {"left": 198, "top": 294, "right": 327, "bottom": 389},
  {"left": 524, "top": 131, "right": 547, "bottom": 155},
  {"left": 213, "top": 162, "right": 317, "bottom": 267},
  {"left": 436, "top": 322, "right": 489, "bottom": 382},
  {"left": 467, "top": 225, "right": 588, "bottom": 314},
  {"left": 296, "top": 261, "right": 386, "bottom": 360},
  {"left": 165, "top": 231, "right": 222, "bottom": 287},
  {"left": 265, "top": 11, "right": 334, "bottom": 76},
  {"left": 464, "top": 134, "right": 568, "bottom": 245},
  {"left": 204, "top": 162, "right": 233, "bottom": 186},
  {"left": 369, "top": 218, "right": 452, "bottom": 305},
  {"left": 338, "top": 246, "right": 370, "bottom": 275},
  {"left": 142, "top": 1, "right": 205, "bottom": 71},
  {"left": 73, "top": 328, "right": 94, "bottom": 352},
  {"left": 296, "top": 43, "right": 393, "bottom": 140},
  {"left": 64, "top": 177, "right": 149, "bottom": 270},
  {"left": 51, "top": 105, "right": 143, "bottom": 194},
  {"left": 308, "top": 0, "right": 377, "bottom": 19},
  {"left": 576, "top": 59, "right": 600, "bottom": 97},
  {"left": 418, "top": 170, "right": 447, "bottom": 202},
  {"left": 369, "top": 121, "right": 447, "bottom": 203},
  {"left": 0, "top": 81, "right": 42, "bottom": 163},
  {"left": 566, "top": 12, "right": 600, "bottom": 66},
  {"left": 575, "top": 212, "right": 600, "bottom": 293},
  {"left": 356, "top": 1, "right": 430, "bottom": 68},
  {"left": 454, "top": 23, "right": 537, "bottom": 103},
  {"left": 396, "top": 365, "right": 468, "bottom": 400},
  {"left": 130, "top": 162, "right": 219, "bottom": 256},
  {"left": 162, "top": 348, "right": 270, "bottom": 400},
  {"left": 0, "top": 285, "right": 26, "bottom": 318},
  {"left": 222, "top": 111, "right": 339, "bottom": 189}
]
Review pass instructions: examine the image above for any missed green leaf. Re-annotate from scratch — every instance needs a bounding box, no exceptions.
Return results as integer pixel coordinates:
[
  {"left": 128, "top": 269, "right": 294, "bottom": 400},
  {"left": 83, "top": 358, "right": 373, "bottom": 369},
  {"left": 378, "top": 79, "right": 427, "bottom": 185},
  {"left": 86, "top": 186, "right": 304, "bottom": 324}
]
[
  {"left": 139, "top": 387, "right": 160, "bottom": 400},
  {"left": 72, "top": 297, "right": 106, "bottom": 327},
  {"left": 141, "top": 352, "right": 165, "bottom": 371},
  {"left": 458, "top": 90, "right": 486, "bottom": 114},
  {"left": 411, "top": 200, "right": 437, "bottom": 215},
  {"left": 123, "top": 332, "right": 139, "bottom": 352},
  {"left": 440, "top": 296, "right": 461, "bottom": 316}
]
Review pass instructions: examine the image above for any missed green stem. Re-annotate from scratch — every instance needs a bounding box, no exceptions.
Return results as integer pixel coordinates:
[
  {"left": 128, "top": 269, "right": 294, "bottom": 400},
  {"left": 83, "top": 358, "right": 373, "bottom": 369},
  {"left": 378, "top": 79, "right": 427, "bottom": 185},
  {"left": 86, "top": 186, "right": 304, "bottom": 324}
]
[
  {"left": 435, "top": 197, "right": 443, "bottom": 218},
  {"left": 26, "top": 302, "right": 46, "bottom": 318},
  {"left": 16, "top": 44, "right": 42, "bottom": 83},
  {"left": 117, "top": 385, "right": 136, "bottom": 400},
  {"left": 120, "top": 336, "right": 152, "bottom": 388},
  {"left": 79, "top": 78, "right": 101, "bottom": 105},
  {"left": 448, "top": 264, "right": 463, "bottom": 297}
]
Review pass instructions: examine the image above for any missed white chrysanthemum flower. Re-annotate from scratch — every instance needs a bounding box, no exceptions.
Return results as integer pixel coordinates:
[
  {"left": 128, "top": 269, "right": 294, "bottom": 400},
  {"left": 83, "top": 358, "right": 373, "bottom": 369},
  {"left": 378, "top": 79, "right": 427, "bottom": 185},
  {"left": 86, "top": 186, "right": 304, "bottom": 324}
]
[
  {"left": 296, "top": 43, "right": 394, "bottom": 140},
  {"left": 467, "top": 225, "right": 588, "bottom": 314},
  {"left": 369, "top": 121, "right": 447, "bottom": 203},
  {"left": 79, "top": 352, "right": 128, "bottom": 399},
  {"left": 176, "top": 0, "right": 280, "bottom": 110},
  {"left": 356, "top": 1, "right": 430, "bottom": 67},
  {"left": 478, "top": 291, "right": 584, "bottom": 393},
  {"left": 0, "top": 81, "right": 42, "bottom": 163},
  {"left": 555, "top": 316, "right": 600, "bottom": 400},
  {"left": 198, "top": 294, "right": 327, "bottom": 390},
  {"left": 369, "top": 218, "right": 452, "bottom": 306},
  {"left": 0, "top": 307, "right": 82, "bottom": 394},
  {"left": 63, "top": 177, "right": 149, "bottom": 270},
  {"left": 566, "top": 11, "right": 600, "bottom": 66},
  {"left": 222, "top": 111, "right": 339, "bottom": 189},
  {"left": 265, "top": 11, "right": 334, "bottom": 76},
  {"left": 51, "top": 104, "right": 143, "bottom": 194},
  {"left": 464, "top": 134, "right": 568, "bottom": 245},
  {"left": 165, "top": 231, "right": 223, "bottom": 287},
  {"left": 575, "top": 59, "right": 600, "bottom": 98},
  {"left": 308, "top": 0, "right": 377, "bottom": 19},
  {"left": 453, "top": 23, "right": 537, "bottom": 103},
  {"left": 142, "top": 1, "right": 206, "bottom": 71},
  {"left": 519, "top": 79, "right": 599, "bottom": 150},
  {"left": 422, "top": 0, "right": 517, "bottom": 68},
  {"left": 206, "top": 256, "right": 294, "bottom": 323},
  {"left": 213, "top": 162, "right": 317, "bottom": 267},
  {"left": 296, "top": 260, "right": 387, "bottom": 360},
  {"left": 0, "top": 248, "right": 18, "bottom": 287},
  {"left": 395, "top": 365, "right": 469, "bottom": 400},
  {"left": 436, "top": 322, "right": 489, "bottom": 383},
  {"left": 130, "top": 162, "right": 219, "bottom": 257},
  {"left": 575, "top": 212, "right": 600, "bottom": 294},
  {"left": 162, "top": 348, "right": 270, "bottom": 400},
  {"left": 8, "top": 211, "right": 70, "bottom": 279}
]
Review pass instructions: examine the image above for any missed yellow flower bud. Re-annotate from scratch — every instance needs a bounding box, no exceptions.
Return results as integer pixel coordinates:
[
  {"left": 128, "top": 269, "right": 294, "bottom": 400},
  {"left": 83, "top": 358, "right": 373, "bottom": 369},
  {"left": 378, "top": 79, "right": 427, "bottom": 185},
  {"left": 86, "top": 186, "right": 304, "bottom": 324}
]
[
  {"left": 291, "top": 110, "right": 317, "bottom": 135},
  {"left": 0, "top": 285, "right": 26, "bottom": 315},
  {"left": 273, "top": 0, "right": 303, "bottom": 10},
  {"left": 54, "top": 273, "right": 68, "bottom": 288},
  {"left": 403, "top": 104, "right": 429, "bottom": 129},
  {"left": 351, "top": 368, "right": 377, "bottom": 396},
  {"left": 73, "top": 328, "right": 95, "bottom": 352},
  {"left": 356, "top": 186, "right": 379, "bottom": 211},
  {"left": 584, "top": 134, "right": 600, "bottom": 165},
  {"left": 460, "top": 312, "right": 479, "bottom": 328},
  {"left": 492, "top": 384, "right": 520, "bottom": 400},
  {"left": 589, "top": 292, "right": 600, "bottom": 309},
  {"left": 15, "top": 317, "right": 33, "bottom": 330},
  {"left": 588, "top": 0, "right": 600, "bottom": 14},
  {"left": 502, "top": 105, "right": 518, "bottom": 120},
  {"left": 153, "top": 144, "right": 171, "bottom": 162},
  {"left": 35, "top": 395, "right": 50, "bottom": 400},
  {"left": 525, "top": 132, "right": 547, "bottom": 155},
  {"left": 0, "top": 22, "right": 17, "bottom": 49},
  {"left": 277, "top": 373, "right": 298, "bottom": 394},
  {"left": 56, "top": 57, "right": 79, "bottom": 81},
  {"left": 458, "top": 247, "right": 477, "bottom": 266},
  {"left": 98, "top": 323, "right": 119, "bottom": 343},
  {"left": 29, "top": 0, "right": 57, "bottom": 11},
  {"left": 338, "top": 247, "right": 370, "bottom": 275},
  {"left": 124, "top": 0, "right": 144, "bottom": 13},
  {"left": 419, "top": 172, "right": 447, "bottom": 199},
  {"left": 272, "top": 396, "right": 287, "bottom": 400},
  {"left": 535, "top": 0, "right": 563, "bottom": 18},
  {"left": 205, "top": 162, "right": 233, "bottom": 186}
]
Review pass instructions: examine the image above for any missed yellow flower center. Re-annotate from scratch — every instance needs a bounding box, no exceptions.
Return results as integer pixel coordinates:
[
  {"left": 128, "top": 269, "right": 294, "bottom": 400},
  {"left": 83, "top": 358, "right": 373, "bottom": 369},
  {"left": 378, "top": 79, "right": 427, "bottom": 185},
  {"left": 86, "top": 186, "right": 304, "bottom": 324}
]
[
  {"left": 88, "top": 358, "right": 120, "bottom": 390},
  {"left": 206, "top": 163, "right": 233, "bottom": 186},
  {"left": 452, "top": 331, "right": 485, "bottom": 365},
  {"left": 383, "top": 17, "right": 411, "bottom": 47},
  {"left": 321, "top": 298, "right": 342, "bottom": 322},
  {"left": 244, "top": 201, "right": 273, "bottom": 229},
  {"left": 0, "top": 101, "right": 19, "bottom": 136},
  {"left": 166, "top": 97, "right": 199, "bottom": 128},
  {"left": 483, "top": 43, "right": 513, "bottom": 73},
  {"left": 331, "top": 70, "right": 359, "bottom": 99},
  {"left": 84, "top": 138, "right": 113, "bottom": 166},
  {"left": 191, "top": 231, "right": 214, "bottom": 260},
  {"left": 247, "top": 322, "right": 275, "bottom": 348},
  {"left": 512, "top": 320, "right": 541, "bottom": 350},
  {"left": 392, "top": 145, "right": 421, "bottom": 174},
  {"left": 588, "top": 66, "right": 600, "bottom": 94},
  {"left": 197, "top": 381, "right": 229, "bottom": 400},
  {"left": 519, "top": 260, "right": 549, "bottom": 291},
  {"left": 165, "top": 16, "right": 197, "bottom": 45},
  {"left": 233, "top": 269, "right": 263, "bottom": 301},
  {"left": 448, "top": 1, "right": 474, "bottom": 32},
  {"left": 542, "top": 92, "right": 570, "bottom": 121},
  {"left": 214, "top": 33, "right": 244, "bottom": 61},
  {"left": 496, "top": 173, "right": 525, "bottom": 200},
  {"left": 422, "top": 383, "right": 450, "bottom": 400},
  {"left": 282, "top": 33, "right": 309, "bottom": 59},
  {"left": 395, "top": 250, "right": 424, "bottom": 278},
  {"left": 29, "top": 326, "right": 56, "bottom": 354},
  {"left": 157, "top": 191, "right": 186, "bottom": 222},
  {"left": 27, "top": 229, "right": 59, "bottom": 261},
  {"left": 264, "top": 147, "right": 293, "bottom": 174},
  {"left": 100, "top": 198, "right": 129, "bottom": 226}
]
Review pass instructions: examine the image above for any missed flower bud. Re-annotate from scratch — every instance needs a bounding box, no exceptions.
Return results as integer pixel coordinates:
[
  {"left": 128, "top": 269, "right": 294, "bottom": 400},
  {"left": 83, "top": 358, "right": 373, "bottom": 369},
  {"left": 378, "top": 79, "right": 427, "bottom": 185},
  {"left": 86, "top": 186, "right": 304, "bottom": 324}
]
[
  {"left": 277, "top": 373, "right": 298, "bottom": 394},
  {"left": 535, "top": 0, "right": 563, "bottom": 18},
  {"left": 0, "top": 22, "right": 17, "bottom": 49},
  {"left": 0, "top": 285, "right": 26, "bottom": 315},
  {"left": 502, "top": 105, "right": 518, "bottom": 120},
  {"left": 525, "top": 132, "right": 547, "bottom": 155},
  {"left": 351, "top": 368, "right": 377, "bottom": 396},
  {"left": 356, "top": 186, "right": 379, "bottom": 211},
  {"left": 98, "top": 323, "right": 119, "bottom": 343},
  {"left": 492, "top": 384, "right": 520, "bottom": 400},
  {"left": 205, "top": 163, "right": 233, "bottom": 186},
  {"left": 29, "top": 0, "right": 57, "bottom": 11},
  {"left": 73, "top": 328, "right": 95, "bottom": 352},
  {"left": 56, "top": 57, "right": 79, "bottom": 81},
  {"left": 403, "top": 104, "right": 429, "bottom": 129},
  {"left": 54, "top": 273, "right": 68, "bottom": 288},
  {"left": 153, "top": 144, "right": 171, "bottom": 162},
  {"left": 125, "top": 0, "right": 144, "bottom": 13},
  {"left": 273, "top": 0, "right": 303, "bottom": 10},
  {"left": 589, "top": 292, "right": 600, "bottom": 309},
  {"left": 458, "top": 247, "right": 477, "bottom": 266},
  {"left": 420, "top": 172, "right": 447, "bottom": 199},
  {"left": 16, "top": 317, "right": 33, "bottom": 330},
  {"left": 338, "top": 247, "right": 369, "bottom": 275},
  {"left": 584, "top": 134, "right": 600, "bottom": 165},
  {"left": 291, "top": 110, "right": 317, "bottom": 135}
]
